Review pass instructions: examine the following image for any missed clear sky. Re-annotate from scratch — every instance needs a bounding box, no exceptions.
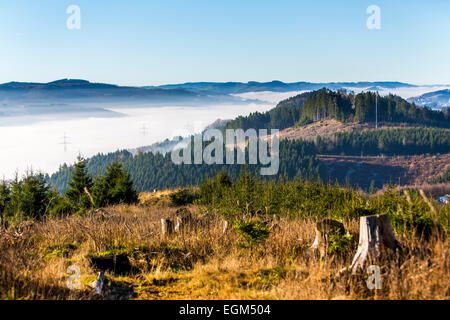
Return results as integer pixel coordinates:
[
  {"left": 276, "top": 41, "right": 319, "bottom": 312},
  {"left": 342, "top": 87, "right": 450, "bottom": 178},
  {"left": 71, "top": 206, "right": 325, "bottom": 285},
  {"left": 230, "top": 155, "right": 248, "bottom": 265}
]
[{"left": 0, "top": 0, "right": 449, "bottom": 86}]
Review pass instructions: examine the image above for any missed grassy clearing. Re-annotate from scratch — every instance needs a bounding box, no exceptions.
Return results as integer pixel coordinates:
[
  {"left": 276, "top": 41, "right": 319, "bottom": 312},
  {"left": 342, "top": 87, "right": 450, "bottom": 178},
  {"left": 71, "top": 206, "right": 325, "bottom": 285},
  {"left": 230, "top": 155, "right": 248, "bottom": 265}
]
[{"left": 0, "top": 198, "right": 448, "bottom": 300}]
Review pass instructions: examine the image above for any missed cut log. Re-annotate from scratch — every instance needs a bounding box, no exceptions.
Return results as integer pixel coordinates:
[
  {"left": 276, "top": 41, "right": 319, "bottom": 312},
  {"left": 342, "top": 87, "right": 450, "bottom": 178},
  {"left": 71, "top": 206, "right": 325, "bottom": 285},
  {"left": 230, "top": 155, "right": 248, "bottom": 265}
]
[
  {"left": 349, "top": 213, "right": 402, "bottom": 274},
  {"left": 161, "top": 218, "right": 174, "bottom": 237},
  {"left": 90, "top": 254, "right": 132, "bottom": 274},
  {"left": 309, "top": 219, "right": 345, "bottom": 258}
]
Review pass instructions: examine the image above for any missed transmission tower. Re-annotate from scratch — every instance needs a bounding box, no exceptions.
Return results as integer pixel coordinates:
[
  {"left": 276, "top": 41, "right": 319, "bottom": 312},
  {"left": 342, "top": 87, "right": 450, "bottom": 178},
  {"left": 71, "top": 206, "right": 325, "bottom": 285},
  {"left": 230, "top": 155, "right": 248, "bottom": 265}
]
[
  {"left": 59, "top": 132, "right": 71, "bottom": 152},
  {"left": 140, "top": 124, "right": 148, "bottom": 136}
]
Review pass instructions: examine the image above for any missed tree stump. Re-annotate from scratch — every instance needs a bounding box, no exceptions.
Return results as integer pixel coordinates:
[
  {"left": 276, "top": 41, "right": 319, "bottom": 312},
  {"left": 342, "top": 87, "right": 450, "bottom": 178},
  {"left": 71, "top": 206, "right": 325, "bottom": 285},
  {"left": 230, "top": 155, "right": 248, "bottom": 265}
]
[
  {"left": 349, "top": 214, "right": 402, "bottom": 274},
  {"left": 161, "top": 218, "right": 174, "bottom": 237},
  {"left": 91, "top": 272, "right": 104, "bottom": 296},
  {"left": 309, "top": 219, "right": 345, "bottom": 258},
  {"left": 174, "top": 208, "right": 193, "bottom": 233}
]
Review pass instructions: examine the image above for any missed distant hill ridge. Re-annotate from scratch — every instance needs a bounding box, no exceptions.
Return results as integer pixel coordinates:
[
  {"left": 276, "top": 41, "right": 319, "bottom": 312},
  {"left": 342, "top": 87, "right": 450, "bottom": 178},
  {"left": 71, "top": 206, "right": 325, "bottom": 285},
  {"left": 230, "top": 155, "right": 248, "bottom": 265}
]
[
  {"left": 0, "top": 78, "right": 199, "bottom": 102},
  {"left": 409, "top": 89, "right": 450, "bottom": 109},
  {"left": 144, "top": 80, "right": 416, "bottom": 95}
]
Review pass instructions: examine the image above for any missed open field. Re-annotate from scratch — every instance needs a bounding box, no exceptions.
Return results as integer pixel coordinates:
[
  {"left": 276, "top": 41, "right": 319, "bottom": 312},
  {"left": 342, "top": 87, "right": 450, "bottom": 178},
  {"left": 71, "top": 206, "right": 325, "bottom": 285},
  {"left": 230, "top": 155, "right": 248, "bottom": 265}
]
[{"left": 1, "top": 199, "right": 448, "bottom": 300}]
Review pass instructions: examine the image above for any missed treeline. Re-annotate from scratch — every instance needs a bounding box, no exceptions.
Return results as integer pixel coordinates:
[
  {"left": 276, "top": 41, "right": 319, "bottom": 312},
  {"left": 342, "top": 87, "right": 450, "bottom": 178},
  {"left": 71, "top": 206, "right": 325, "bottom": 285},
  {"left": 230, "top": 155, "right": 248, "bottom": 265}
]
[
  {"left": 298, "top": 89, "right": 353, "bottom": 124},
  {"left": 300, "top": 89, "right": 449, "bottom": 127},
  {"left": 316, "top": 127, "right": 450, "bottom": 156},
  {"left": 225, "top": 88, "right": 450, "bottom": 130},
  {"left": 224, "top": 91, "right": 317, "bottom": 131},
  {"left": 49, "top": 139, "right": 323, "bottom": 193},
  {"left": 48, "top": 126, "right": 450, "bottom": 193},
  {"left": 196, "top": 171, "right": 448, "bottom": 239},
  {"left": 353, "top": 92, "right": 448, "bottom": 126},
  {"left": 1, "top": 159, "right": 137, "bottom": 223}
]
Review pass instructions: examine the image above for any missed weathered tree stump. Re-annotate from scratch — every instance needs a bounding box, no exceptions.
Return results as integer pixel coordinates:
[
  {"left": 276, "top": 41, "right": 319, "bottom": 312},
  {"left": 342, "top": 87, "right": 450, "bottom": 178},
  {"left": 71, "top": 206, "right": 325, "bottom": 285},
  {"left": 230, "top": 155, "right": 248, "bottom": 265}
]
[
  {"left": 309, "top": 219, "right": 345, "bottom": 258},
  {"left": 174, "top": 208, "right": 193, "bottom": 233},
  {"left": 90, "top": 254, "right": 131, "bottom": 274},
  {"left": 161, "top": 218, "right": 174, "bottom": 237},
  {"left": 349, "top": 214, "right": 402, "bottom": 274},
  {"left": 91, "top": 272, "right": 104, "bottom": 296}
]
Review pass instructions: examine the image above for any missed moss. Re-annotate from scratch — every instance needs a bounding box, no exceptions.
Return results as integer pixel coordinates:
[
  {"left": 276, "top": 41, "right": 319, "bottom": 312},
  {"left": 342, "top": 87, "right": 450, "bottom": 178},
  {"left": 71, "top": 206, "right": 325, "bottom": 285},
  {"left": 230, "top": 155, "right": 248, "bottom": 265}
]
[{"left": 43, "top": 242, "right": 79, "bottom": 260}]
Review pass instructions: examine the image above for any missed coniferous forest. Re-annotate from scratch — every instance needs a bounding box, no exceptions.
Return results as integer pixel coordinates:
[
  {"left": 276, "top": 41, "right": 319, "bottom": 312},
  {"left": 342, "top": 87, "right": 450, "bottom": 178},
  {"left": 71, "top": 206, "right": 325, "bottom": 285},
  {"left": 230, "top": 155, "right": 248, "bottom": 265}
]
[
  {"left": 47, "top": 89, "right": 450, "bottom": 193},
  {"left": 224, "top": 89, "right": 449, "bottom": 130}
]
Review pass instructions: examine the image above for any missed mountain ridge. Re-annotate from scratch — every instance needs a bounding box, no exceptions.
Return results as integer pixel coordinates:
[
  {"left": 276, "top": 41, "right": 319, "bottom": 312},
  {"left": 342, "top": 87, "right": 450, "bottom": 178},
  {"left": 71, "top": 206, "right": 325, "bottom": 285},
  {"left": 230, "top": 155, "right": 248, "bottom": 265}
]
[
  {"left": 143, "top": 80, "right": 418, "bottom": 95},
  {"left": 409, "top": 89, "right": 450, "bottom": 109}
]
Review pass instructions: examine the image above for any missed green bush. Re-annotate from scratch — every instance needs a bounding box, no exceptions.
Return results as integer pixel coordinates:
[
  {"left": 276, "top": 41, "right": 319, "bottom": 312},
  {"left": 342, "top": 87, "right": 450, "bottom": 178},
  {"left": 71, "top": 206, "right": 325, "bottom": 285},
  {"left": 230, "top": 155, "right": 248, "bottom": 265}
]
[
  {"left": 327, "top": 229, "right": 353, "bottom": 255},
  {"left": 233, "top": 219, "right": 270, "bottom": 248},
  {"left": 387, "top": 189, "right": 445, "bottom": 241},
  {"left": 169, "top": 188, "right": 198, "bottom": 206}
]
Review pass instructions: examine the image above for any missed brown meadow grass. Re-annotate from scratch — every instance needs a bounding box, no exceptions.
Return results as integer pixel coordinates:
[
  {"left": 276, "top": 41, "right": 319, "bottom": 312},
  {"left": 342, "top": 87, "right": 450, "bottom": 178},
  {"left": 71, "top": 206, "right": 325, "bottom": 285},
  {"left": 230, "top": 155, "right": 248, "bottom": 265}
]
[{"left": 0, "top": 201, "right": 448, "bottom": 300}]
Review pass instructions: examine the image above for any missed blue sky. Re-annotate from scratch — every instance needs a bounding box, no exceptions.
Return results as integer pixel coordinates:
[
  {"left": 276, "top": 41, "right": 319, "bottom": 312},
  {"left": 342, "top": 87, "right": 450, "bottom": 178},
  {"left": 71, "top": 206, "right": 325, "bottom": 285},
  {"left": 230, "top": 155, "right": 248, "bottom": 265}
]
[{"left": 0, "top": 0, "right": 449, "bottom": 86}]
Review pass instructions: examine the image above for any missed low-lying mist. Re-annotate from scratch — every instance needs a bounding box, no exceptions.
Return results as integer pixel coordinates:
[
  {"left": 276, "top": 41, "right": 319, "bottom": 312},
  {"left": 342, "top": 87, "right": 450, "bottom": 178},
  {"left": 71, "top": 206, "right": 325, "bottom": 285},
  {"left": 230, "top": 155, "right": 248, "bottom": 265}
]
[{"left": 0, "top": 102, "right": 274, "bottom": 179}]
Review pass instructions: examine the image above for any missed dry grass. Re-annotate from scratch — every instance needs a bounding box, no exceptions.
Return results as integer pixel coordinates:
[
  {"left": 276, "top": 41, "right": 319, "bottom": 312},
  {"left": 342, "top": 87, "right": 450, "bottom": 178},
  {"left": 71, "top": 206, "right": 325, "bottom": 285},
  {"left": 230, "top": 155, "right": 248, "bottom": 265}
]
[
  {"left": 138, "top": 190, "right": 177, "bottom": 207},
  {"left": 0, "top": 203, "right": 448, "bottom": 300}
]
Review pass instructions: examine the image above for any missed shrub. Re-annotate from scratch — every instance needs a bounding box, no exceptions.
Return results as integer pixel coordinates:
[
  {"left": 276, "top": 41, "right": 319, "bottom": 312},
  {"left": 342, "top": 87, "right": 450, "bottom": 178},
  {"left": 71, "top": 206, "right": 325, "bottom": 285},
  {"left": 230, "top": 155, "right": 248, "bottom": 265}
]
[
  {"left": 233, "top": 219, "right": 270, "bottom": 248},
  {"left": 386, "top": 189, "right": 446, "bottom": 241},
  {"left": 327, "top": 229, "right": 353, "bottom": 255},
  {"left": 169, "top": 188, "right": 198, "bottom": 206}
]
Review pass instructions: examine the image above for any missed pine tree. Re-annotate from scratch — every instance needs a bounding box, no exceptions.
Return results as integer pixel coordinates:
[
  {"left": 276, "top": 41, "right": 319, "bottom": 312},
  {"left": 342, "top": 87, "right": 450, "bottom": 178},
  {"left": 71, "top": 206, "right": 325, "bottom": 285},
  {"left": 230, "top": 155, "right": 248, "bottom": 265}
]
[
  {"left": 93, "top": 161, "right": 138, "bottom": 207},
  {"left": 65, "top": 156, "right": 94, "bottom": 210},
  {"left": 9, "top": 172, "right": 51, "bottom": 220},
  {"left": 0, "top": 181, "right": 11, "bottom": 224}
]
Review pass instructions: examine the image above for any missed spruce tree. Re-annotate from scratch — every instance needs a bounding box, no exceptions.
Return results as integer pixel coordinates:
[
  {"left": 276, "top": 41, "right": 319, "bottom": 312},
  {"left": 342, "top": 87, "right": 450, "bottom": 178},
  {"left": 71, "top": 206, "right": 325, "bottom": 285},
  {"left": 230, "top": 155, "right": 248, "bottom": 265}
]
[
  {"left": 0, "top": 181, "right": 11, "bottom": 224},
  {"left": 93, "top": 161, "right": 138, "bottom": 207},
  {"left": 8, "top": 172, "right": 51, "bottom": 220},
  {"left": 65, "top": 156, "right": 94, "bottom": 210}
]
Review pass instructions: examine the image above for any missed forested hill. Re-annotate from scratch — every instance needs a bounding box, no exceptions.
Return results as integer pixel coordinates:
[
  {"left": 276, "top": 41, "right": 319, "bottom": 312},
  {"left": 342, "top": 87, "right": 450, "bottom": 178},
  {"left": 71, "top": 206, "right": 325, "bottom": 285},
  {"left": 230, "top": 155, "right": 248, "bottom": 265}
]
[
  {"left": 224, "top": 88, "right": 450, "bottom": 131},
  {"left": 224, "top": 91, "right": 317, "bottom": 131},
  {"left": 48, "top": 88, "right": 450, "bottom": 193},
  {"left": 48, "top": 140, "right": 323, "bottom": 193}
]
